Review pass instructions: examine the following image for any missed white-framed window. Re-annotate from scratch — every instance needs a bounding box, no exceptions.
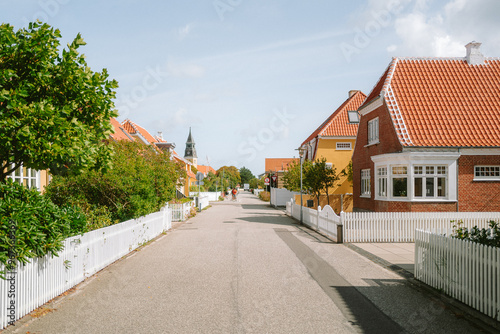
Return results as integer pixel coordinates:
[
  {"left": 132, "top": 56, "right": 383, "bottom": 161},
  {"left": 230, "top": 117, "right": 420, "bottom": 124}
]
[
  {"left": 8, "top": 164, "right": 41, "bottom": 190},
  {"left": 372, "top": 152, "right": 459, "bottom": 202},
  {"left": 336, "top": 142, "right": 352, "bottom": 150},
  {"left": 391, "top": 166, "right": 408, "bottom": 197},
  {"left": 377, "top": 167, "right": 387, "bottom": 197},
  {"left": 361, "top": 169, "right": 371, "bottom": 197},
  {"left": 347, "top": 110, "right": 359, "bottom": 123},
  {"left": 414, "top": 165, "right": 447, "bottom": 198},
  {"left": 474, "top": 166, "right": 500, "bottom": 181},
  {"left": 367, "top": 117, "right": 379, "bottom": 145}
]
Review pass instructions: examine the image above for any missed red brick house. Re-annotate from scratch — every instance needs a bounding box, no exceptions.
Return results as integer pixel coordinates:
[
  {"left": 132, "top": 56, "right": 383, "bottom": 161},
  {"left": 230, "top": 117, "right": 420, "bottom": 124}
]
[{"left": 353, "top": 42, "right": 500, "bottom": 212}]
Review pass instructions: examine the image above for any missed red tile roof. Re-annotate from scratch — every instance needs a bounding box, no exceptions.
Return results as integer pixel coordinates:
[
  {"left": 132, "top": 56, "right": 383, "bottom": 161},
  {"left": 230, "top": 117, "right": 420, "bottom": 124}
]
[
  {"left": 302, "top": 91, "right": 366, "bottom": 145},
  {"left": 265, "top": 158, "right": 298, "bottom": 172},
  {"left": 121, "top": 119, "right": 158, "bottom": 145},
  {"left": 361, "top": 56, "right": 500, "bottom": 147},
  {"left": 197, "top": 165, "right": 216, "bottom": 175},
  {"left": 109, "top": 118, "right": 134, "bottom": 142}
]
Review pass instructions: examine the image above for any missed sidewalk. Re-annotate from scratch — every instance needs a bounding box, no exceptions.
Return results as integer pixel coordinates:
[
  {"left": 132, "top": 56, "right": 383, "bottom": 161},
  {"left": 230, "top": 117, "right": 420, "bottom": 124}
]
[{"left": 347, "top": 243, "right": 415, "bottom": 277}]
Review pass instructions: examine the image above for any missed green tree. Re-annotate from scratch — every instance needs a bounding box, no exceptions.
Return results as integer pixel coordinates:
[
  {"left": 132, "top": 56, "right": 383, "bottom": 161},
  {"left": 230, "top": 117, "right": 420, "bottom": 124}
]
[
  {"left": 239, "top": 167, "right": 254, "bottom": 185},
  {"left": 304, "top": 158, "right": 339, "bottom": 206},
  {"left": 249, "top": 177, "right": 259, "bottom": 189},
  {"left": 282, "top": 159, "right": 312, "bottom": 192},
  {"left": 216, "top": 166, "right": 241, "bottom": 189},
  {"left": 0, "top": 22, "right": 118, "bottom": 182},
  {"left": 45, "top": 140, "right": 184, "bottom": 223}
]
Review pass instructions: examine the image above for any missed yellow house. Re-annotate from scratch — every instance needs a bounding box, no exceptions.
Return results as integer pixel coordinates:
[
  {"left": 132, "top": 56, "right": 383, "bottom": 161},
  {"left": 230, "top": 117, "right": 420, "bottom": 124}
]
[
  {"left": 299, "top": 90, "right": 366, "bottom": 210},
  {"left": 6, "top": 165, "right": 50, "bottom": 192}
]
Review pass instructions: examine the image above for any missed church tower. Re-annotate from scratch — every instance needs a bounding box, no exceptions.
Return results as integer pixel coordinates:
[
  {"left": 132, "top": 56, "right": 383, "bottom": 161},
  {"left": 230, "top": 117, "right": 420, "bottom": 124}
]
[{"left": 184, "top": 127, "right": 198, "bottom": 167}]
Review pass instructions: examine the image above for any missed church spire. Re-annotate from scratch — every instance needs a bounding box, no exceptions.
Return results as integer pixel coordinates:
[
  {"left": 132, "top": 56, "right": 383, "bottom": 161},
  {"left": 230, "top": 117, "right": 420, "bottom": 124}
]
[{"left": 184, "top": 127, "right": 197, "bottom": 166}]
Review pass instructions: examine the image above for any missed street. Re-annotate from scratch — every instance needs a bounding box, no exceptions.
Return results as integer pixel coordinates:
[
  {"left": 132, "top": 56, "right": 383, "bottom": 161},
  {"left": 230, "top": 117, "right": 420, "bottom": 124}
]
[{"left": 4, "top": 192, "right": 487, "bottom": 333}]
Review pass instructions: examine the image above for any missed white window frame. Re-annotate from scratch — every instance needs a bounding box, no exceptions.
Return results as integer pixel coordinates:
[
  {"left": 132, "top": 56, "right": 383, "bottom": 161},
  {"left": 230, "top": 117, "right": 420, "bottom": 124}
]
[
  {"left": 372, "top": 152, "right": 459, "bottom": 202},
  {"left": 361, "top": 169, "right": 371, "bottom": 197},
  {"left": 336, "top": 142, "right": 352, "bottom": 150},
  {"left": 474, "top": 165, "right": 500, "bottom": 181},
  {"left": 367, "top": 117, "right": 379, "bottom": 145},
  {"left": 8, "top": 164, "right": 41, "bottom": 191},
  {"left": 376, "top": 166, "right": 387, "bottom": 198},
  {"left": 413, "top": 165, "right": 447, "bottom": 198}
]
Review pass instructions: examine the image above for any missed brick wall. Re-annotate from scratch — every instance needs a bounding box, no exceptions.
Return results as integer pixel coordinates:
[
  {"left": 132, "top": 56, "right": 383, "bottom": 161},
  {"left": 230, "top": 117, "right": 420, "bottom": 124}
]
[
  {"left": 353, "top": 102, "right": 402, "bottom": 211},
  {"left": 458, "top": 155, "right": 500, "bottom": 211}
]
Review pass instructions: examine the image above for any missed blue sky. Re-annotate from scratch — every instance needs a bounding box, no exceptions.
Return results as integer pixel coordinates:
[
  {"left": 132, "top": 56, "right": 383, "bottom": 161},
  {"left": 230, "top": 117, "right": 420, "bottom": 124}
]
[{"left": 2, "top": 0, "right": 500, "bottom": 176}]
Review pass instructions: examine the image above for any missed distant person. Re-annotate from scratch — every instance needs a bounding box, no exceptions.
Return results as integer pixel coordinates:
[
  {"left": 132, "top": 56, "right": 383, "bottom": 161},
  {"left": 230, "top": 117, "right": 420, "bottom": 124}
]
[{"left": 231, "top": 188, "right": 237, "bottom": 201}]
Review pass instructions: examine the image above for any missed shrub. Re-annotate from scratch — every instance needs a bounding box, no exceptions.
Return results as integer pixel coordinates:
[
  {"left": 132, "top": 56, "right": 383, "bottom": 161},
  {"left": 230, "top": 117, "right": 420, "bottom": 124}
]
[
  {"left": 0, "top": 180, "right": 86, "bottom": 276},
  {"left": 452, "top": 220, "right": 500, "bottom": 248},
  {"left": 45, "top": 140, "right": 184, "bottom": 223},
  {"left": 259, "top": 191, "right": 270, "bottom": 202}
]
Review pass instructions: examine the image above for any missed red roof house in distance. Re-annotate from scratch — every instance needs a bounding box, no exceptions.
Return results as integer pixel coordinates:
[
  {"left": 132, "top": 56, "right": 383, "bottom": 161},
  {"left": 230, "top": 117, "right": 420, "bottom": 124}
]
[
  {"left": 353, "top": 41, "right": 500, "bottom": 212},
  {"left": 265, "top": 158, "right": 298, "bottom": 188},
  {"left": 109, "top": 118, "right": 134, "bottom": 142}
]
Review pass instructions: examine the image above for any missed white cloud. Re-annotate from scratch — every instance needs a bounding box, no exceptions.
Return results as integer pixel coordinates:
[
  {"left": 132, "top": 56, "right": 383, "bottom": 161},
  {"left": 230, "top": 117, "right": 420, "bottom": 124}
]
[{"left": 389, "top": 0, "right": 500, "bottom": 57}]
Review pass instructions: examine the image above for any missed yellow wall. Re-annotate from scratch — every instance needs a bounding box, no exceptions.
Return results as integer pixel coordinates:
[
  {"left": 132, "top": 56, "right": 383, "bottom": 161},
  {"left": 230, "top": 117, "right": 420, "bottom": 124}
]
[{"left": 314, "top": 138, "right": 355, "bottom": 194}]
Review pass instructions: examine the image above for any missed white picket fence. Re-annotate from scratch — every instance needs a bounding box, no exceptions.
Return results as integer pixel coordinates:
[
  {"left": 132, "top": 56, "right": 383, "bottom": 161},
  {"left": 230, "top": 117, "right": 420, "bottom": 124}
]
[
  {"left": 189, "top": 192, "right": 220, "bottom": 202},
  {"left": 343, "top": 212, "right": 499, "bottom": 243},
  {"left": 285, "top": 198, "right": 500, "bottom": 243},
  {"left": 170, "top": 201, "right": 194, "bottom": 221},
  {"left": 0, "top": 206, "right": 172, "bottom": 330},
  {"left": 415, "top": 230, "right": 500, "bottom": 321},
  {"left": 287, "top": 198, "right": 343, "bottom": 242}
]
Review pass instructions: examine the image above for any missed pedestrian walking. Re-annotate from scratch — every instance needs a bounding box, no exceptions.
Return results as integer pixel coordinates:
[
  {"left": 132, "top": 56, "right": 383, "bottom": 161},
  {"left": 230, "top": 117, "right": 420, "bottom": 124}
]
[{"left": 231, "top": 188, "right": 237, "bottom": 201}]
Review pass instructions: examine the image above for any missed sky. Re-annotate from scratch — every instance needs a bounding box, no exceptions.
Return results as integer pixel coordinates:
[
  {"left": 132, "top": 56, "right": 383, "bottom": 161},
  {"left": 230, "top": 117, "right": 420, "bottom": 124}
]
[{"left": 2, "top": 0, "right": 500, "bottom": 176}]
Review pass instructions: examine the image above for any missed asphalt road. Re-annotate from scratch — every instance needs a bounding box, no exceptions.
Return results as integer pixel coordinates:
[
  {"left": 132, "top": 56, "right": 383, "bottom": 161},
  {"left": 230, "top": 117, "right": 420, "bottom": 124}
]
[{"left": 3, "top": 193, "right": 487, "bottom": 333}]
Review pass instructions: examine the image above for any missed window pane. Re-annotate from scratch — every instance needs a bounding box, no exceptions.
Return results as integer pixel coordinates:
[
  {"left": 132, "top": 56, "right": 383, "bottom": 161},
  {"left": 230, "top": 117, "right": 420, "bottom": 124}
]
[
  {"left": 392, "top": 166, "right": 407, "bottom": 175},
  {"left": 414, "top": 166, "right": 423, "bottom": 175},
  {"left": 437, "top": 177, "right": 446, "bottom": 197},
  {"left": 414, "top": 177, "right": 423, "bottom": 197},
  {"left": 426, "top": 166, "right": 434, "bottom": 174},
  {"left": 426, "top": 178, "right": 434, "bottom": 197},
  {"left": 393, "top": 178, "right": 407, "bottom": 197}
]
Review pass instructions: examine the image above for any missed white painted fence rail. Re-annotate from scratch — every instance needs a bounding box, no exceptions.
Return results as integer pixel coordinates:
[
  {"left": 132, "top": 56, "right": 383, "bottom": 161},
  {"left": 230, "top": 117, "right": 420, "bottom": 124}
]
[
  {"left": 343, "top": 212, "right": 499, "bottom": 243},
  {"left": 415, "top": 230, "right": 500, "bottom": 321},
  {"left": 270, "top": 188, "right": 300, "bottom": 207},
  {"left": 0, "top": 206, "right": 172, "bottom": 330},
  {"left": 286, "top": 199, "right": 343, "bottom": 242},
  {"left": 286, "top": 198, "right": 500, "bottom": 243},
  {"left": 189, "top": 192, "right": 220, "bottom": 202},
  {"left": 170, "top": 201, "right": 194, "bottom": 221}
]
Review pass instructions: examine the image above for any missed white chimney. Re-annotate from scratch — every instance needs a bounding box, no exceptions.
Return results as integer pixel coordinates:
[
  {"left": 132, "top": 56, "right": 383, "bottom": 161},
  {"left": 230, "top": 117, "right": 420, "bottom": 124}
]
[
  {"left": 349, "top": 90, "right": 359, "bottom": 97},
  {"left": 157, "top": 131, "right": 163, "bottom": 140},
  {"left": 465, "top": 41, "right": 485, "bottom": 65}
]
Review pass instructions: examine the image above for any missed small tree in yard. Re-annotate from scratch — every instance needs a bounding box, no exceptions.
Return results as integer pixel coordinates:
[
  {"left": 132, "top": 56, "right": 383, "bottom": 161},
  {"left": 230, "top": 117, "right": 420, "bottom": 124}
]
[
  {"left": 283, "top": 157, "right": 339, "bottom": 206},
  {"left": 0, "top": 22, "right": 118, "bottom": 181},
  {"left": 304, "top": 157, "right": 339, "bottom": 206}
]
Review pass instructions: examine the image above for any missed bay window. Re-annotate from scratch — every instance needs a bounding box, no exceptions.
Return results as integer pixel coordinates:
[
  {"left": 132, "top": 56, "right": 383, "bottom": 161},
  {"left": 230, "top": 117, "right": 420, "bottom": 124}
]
[{"left": 372, "top": 152, "right": 459, "bottom": 202}]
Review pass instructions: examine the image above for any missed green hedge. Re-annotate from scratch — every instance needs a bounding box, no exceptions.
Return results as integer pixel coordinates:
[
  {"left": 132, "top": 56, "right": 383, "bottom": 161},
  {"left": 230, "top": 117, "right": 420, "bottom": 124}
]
[
  {"left": 452, "top": 220, "right": 500, "bottom": 248},
  {"left": 0, "top": 180, "right": 86, "bottom": 276}
]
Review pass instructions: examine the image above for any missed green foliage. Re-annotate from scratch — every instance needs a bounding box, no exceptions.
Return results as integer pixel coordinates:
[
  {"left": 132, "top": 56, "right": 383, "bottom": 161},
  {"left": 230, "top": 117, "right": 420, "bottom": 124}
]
[
  {"left": 239, "top": 167, "right": 254, "bottom": 185},
  {"left": 452, "top": 220, "right": 500, "bottom": 248},
  {"left": 258, "top": 191, "right": 270, "bottom": 202},
  {"left": 304, "top": 158, "right": 339, "bottom": 205},
  {"left": 341, "top": 160, "right": 353, "bottom": 182},
  {"left": 249, "top": 177, "right": 259, "bottom": 190},
  {"left": 216, "top": 166, "right": 241, "bottom": 189},
  {"left": 0, "top": 180, "right": 86, "bottom": 276},
  {"left": 0, "top": 22, "right": 118, "bottom": 182},
  {"left": 45, "top": 140, "right": 184, "bottom": 223},
  {"left": 283, "top": 157, "right": 340, "bottom": 205}
]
